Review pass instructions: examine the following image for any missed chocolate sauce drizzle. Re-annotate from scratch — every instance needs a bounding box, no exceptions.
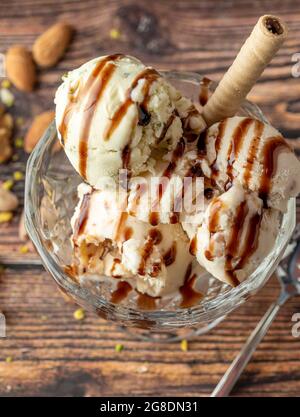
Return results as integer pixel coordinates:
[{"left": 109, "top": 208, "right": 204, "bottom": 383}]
[
  {"left": 199, "top": 77, "right": 212, "bottom": 106},
  {"left": 189, "top": 236, "right": 197, "bottom": 256},
  {"left": 225, "top": 117, "right": 254, "bottom": 187},
  {"left": 59, "top": 54, "right": 124, "bottom": 179},
  {"left": 163, "top": 243, "right": 177, "bottom": 266},
  {"left": 136, "top": 292, "right": 158, "bottom": 310},
  {"left": 147, "top": 138, "right": 186, "bottom": 226},
  {"left": 110, "top": 258, "right": 122, "bottom": 278},
  {"left": 179, "top": 263, "right": 203, "bottom": 308},
  {"left": 124, "top": 226, "right": 133, "bottom": 241},
  {"left": 138, "top": 229, "right": 163, "bottom": 276},
  {"left": 204, "top": 195, "right": 263, "bottom": 287},
  {"left": 258, "top": 136, "right": 289, "bottom": 206},
  {"left": 209, "top": 118, "right": 290, "bottom": 208},
  {"left": 110, "top": 281, "right": 132, "bottom": 304},
  {"left": 115, "top": 212, "right": 128, "bottom": 242},
  {"left": 157, "top": 113, "right": 176, "bottom": 144},
  {"left": 104, "top": 67, "right": 159, "bottom": 140}
]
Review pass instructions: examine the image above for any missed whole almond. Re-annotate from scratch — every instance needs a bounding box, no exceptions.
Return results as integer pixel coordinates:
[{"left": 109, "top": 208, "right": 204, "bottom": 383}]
[
  {"left": 24, "top": 110, "right": 55, "bottom": 153},
  {"left": 0, "top": 187, "right": 18, "bottom": 211},
  {"left": 6, "top": 45, "right": 36, "bottom": 92},
  {"left": 33, "top": 22, "right": 73, "bottom": 68}
]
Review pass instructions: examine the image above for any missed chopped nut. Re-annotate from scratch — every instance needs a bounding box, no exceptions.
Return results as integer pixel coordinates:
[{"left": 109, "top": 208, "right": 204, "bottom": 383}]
[
  {"left": 24, "top": 111, "right": 55, "bottom": 153},
  {"left": 14, "top": 137, "right": 24, "bottom": 148},
  {"left": 73, "top": 308, "right": 85, "bottom": 320},
  {"left": 109, "top": 28, "right": 121, "bottom": 39},
  {"left": 0, "top": 188, "right": 18, "bottom": 211},
  {"left": 0, "top": 212, "right": 13, "bottom": 223},
  {"left": 1, "top": 80, "right": 11, "bottom": 89},
  {"left": 6, "top": 45, "right": 36, "bottom": 92},
  {"left": 0, "top": 88, "right": 14, "bottom": 107},
  {"left": 13, "top": 171, "right": 24, "bottom": 181},
  {"left": 136, "top": 364, "right": 148, "bottom": 373},
  {"left": 19, "top": 245, "right": 29, "bottom": 254},
  {"left": 33, "top": 22, "right": 74, "bottom": 68},
  {"left": 115, "top": 343, "right": 124, "bottom": 353},
  {"left": 180, "top": 339, "right": 188, "bottom": 352},
  {"left": 16, "top": 116, "right": 24, "bottom": 127},
  {"left": 2, "top": 179, "right": 14, "bottom": 191},
  {"left": 0, "top": 111, "right": 13, "bottom": 163}
]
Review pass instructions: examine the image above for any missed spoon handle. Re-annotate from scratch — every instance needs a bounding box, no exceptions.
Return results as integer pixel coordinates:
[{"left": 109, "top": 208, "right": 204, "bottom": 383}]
[{"left": 211, "top": 291, "right": 290, "bottom": 397}]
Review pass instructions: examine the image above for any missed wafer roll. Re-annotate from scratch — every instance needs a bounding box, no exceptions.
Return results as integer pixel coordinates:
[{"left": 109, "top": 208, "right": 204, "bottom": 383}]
[{"left": 202, "top": 15, "right": 287, "bottom": 126}]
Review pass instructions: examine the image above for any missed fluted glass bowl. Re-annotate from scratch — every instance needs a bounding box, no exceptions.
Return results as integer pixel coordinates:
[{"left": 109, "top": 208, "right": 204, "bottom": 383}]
[{"left": 24, "top": 71, "right": 295, "bottom": 338}]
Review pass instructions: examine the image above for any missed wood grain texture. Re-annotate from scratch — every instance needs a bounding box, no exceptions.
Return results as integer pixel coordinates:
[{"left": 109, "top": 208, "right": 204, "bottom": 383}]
[{"left": 0, "top": 0, "right": 300, "bottom": 397}]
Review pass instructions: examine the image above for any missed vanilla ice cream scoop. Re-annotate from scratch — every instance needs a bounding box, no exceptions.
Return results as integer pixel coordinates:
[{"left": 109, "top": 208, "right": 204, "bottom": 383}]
[
  {"left": 55, "top": 54, "right": 205, "bottom": 187},
  {"left": 201, "top": 116, "right": 300, "bottom": 212},
  {"left": 71, "top": 183, "right": 198, "bottom": 297},
  {"left": 192, "top": 183, "right": 280, "bottom": 286}
]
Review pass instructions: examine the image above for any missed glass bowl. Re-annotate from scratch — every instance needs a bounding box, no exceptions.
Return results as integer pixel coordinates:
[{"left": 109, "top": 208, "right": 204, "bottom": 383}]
[{"left": 24, "top": 71, "right": 296, "bottom": 341}]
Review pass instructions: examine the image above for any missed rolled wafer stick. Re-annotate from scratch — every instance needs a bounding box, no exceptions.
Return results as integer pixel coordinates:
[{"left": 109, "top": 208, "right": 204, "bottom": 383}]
[{"left": 202, "top": 15, "right": 287, "bottom": 126}]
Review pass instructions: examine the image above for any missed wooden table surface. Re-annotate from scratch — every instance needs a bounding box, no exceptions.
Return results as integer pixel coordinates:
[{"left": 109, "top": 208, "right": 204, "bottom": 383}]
[{"left": 0, "top": 0, "right": 300, "bottom": 397}]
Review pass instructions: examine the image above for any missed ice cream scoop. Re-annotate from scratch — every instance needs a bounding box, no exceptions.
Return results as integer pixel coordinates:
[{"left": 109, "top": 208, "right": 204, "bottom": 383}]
[
  {"left": 191, "top": 183, "right": 280, "bottom": 286},
  {"left": 55, "top": 55, "right": 205, "bottom": 188},
  {"left": 200, "top": 116, "right": 300, "bottom": 212},
  {"left": 71, "top": 183, "right": 201, "bottom": 297}
]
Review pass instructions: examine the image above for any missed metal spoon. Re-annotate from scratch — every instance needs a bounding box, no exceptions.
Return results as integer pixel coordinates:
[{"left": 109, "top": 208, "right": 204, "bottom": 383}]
[{"left": 211, "top": 224, "right": 300, "bottom": 397}]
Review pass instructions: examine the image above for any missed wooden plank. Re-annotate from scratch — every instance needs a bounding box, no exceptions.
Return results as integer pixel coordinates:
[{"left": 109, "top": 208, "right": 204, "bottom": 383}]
[{"left": 0, "top": 268, "right": 299, "bottom": 397}]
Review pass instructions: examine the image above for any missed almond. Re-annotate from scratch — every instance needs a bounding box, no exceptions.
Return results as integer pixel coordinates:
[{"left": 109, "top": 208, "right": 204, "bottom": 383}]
[
  {"left": 33, "top": 22, "right": 73, "bottom": 68},
  {"left": 0, "top": 187, "right": 18, "bottom": 212},
  {"left": 5, "top": 45, "right": 36, "bottom": 92},
  {"left": 24, "top": 110, "right": 55, "bottom": 153},
  {"left": 0, "top": 108, "right": 13, "bottom": 163}
]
